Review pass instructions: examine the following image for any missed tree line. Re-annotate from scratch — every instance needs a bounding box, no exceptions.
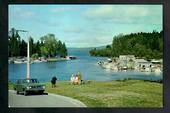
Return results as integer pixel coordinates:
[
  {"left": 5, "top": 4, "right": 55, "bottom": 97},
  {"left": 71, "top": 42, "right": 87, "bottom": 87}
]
[
  {"left": 8, "top": 28, "right": 67, "bottom": 58},
  {"left": 89, "top": 30, "right": 163, "bottom": 60}
]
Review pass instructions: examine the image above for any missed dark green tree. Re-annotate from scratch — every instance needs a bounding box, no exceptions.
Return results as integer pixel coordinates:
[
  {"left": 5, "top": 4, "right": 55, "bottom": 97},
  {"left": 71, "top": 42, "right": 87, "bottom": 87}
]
[
  {"left": 35, "top": 40, "right": 41, "bottom": 56},
  {"left": 40, "top": 34, "right": 67, "bottom": 58},
  {"left": 89, "top": 30, "right": 163, "bottom": 60},
  {"left": 8, "top": 28, "right": 21, "bottom": 57},
  {"left": 60, "top": 42, "right": 67, "bottom": 57},
  {"left": 29, "top": 37, "right": 34, "bottom": 56},
  {"left": 19, "top": 39, "right": 27, "bottom": 56}
]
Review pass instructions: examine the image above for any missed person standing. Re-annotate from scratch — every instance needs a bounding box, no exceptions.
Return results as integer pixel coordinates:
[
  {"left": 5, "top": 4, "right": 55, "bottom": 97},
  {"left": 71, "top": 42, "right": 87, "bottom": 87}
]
[
  {"left": 70, "top": 74, "right": 75, "bottom": 85},
  {"left": 51, "top": 76, "right": 57, "bottom": 88}
]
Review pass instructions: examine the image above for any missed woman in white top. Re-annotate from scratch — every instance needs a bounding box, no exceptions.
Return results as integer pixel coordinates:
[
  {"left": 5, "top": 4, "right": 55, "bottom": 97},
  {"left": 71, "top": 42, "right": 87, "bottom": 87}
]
[{"left": 70, "top": 74, "right": 74, "bottom": 84}]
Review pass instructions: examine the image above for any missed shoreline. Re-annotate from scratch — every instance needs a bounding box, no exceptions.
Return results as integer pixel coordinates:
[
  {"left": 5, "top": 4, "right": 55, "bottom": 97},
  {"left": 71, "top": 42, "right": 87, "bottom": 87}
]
[{"left": 8, "top": 57, "right": 75, "bottom": 64}]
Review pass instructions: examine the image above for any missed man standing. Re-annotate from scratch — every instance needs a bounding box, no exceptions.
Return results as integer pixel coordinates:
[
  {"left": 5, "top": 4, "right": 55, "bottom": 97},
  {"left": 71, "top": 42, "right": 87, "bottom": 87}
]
[{"left": 51, "top": 76, "right": 57, "bottom": 88}]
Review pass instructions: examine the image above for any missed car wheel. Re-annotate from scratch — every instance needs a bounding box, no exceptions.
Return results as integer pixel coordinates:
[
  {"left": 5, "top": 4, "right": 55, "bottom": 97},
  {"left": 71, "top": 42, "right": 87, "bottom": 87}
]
[
  {"left": 16, "top": 91, "right": 19, "bottom": 94},
  {"left": 24, "top": 91, "right": 28, "bottom": 96}
]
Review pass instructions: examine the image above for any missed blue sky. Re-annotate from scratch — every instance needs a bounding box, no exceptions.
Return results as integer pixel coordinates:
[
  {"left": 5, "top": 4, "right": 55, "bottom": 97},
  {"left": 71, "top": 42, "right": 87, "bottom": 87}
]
[{"left": 9, "top": 5, "right": 162, "bottom": 48}]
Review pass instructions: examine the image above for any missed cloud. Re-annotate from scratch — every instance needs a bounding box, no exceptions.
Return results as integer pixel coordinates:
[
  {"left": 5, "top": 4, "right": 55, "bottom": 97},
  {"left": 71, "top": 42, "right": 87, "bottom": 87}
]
[
  {"left": 63, "top": 28, "right": 83, "bottom": 33},
  {"left": 63, "top": 33, "right": 113, "bottom": 48},
  {"left": 35, "top": 19, "right": 60, "bottom": 28},
  {"left": 9, "top": 5, "right": 162, "bottom": 48},
  {"left": 9, "top": 7, "right": 36, "bottom": 19},
  {"left": 83, "top": 5, "right": 162, "bottom": 25},
  {"left": 86, "top": 5, "right": 113, "bottom": 16},
  {"left": 51, "top": 7, "right": 79, "bottom": 13},
  {"left": 9, "top": 6, "right": 61, "bottom": 28},
  {"left": 51, "top": 7, "right": 69, "bottom": 13}
]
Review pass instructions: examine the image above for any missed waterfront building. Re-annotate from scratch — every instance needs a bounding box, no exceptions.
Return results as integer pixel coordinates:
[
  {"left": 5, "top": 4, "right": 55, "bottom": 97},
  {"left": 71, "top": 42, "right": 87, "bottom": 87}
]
[
  {"left": 119, "top": 55, "right": 135, "bottom": 61},
  {"left": 135, "top": 59, "right": 152, "bottom": 71},
  {"left": 98, "top": 55, "right": 162, "bottom": 73},
  {"left": 118, "top": 55, "right": 135, "bottom": 70},
  {"left": 151, "top": 59, "right": 162, "bottom": 67}
]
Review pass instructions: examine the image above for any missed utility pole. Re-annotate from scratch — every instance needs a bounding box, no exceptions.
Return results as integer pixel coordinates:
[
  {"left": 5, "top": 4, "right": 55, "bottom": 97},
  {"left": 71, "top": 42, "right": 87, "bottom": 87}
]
[
  {"left": 27, "top": 36, "right": 30, "bottom": 79},
  {"left": 15, "top": 29, "right": 30, "bottom": 79}
]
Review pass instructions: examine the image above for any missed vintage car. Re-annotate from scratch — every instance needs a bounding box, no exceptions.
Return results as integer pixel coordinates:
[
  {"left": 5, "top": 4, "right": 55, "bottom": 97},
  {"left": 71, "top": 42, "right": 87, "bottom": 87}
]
[{"left": 14, "top": 78, "right": 45, "bottom": 96}]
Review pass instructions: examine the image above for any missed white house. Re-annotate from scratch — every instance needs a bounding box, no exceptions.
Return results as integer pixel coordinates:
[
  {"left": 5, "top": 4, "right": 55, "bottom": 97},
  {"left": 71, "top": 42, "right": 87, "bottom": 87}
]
[
  {"left": 118, "top": 55, "right": 135, "bottom": 69},
  {"left": 119, "top": 55, "right": 135, "bottom": 61},
  {"left": 135, "top": 59, "right": 152, "bottom": 71}
]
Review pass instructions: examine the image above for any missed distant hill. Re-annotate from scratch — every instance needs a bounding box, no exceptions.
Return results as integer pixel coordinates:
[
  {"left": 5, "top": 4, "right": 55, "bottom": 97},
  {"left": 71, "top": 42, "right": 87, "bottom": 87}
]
[
  {"left": 67, "top": 48, "right": 91, "bottom": 56},
  {"left": 67, "top": 46, "right": 106, "bottom": 56}
]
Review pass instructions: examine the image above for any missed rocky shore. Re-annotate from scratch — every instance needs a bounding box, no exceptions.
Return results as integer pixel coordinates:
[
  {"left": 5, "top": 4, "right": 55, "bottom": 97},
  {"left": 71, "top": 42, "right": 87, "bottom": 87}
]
[{"left": 97, "top": 55, "right": 162, "bottom": 73}]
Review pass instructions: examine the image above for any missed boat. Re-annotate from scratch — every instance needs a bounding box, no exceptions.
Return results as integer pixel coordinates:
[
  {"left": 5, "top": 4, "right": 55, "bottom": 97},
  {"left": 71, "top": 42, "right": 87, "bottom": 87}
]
[
  {"left": 14, "top": 59, "right": 34, "bottom": 64},
  {"left": 33, "top": 59, "right": 43, "bottom": 63},
  {"left": 66, "top": 56, "right": 77, "bottom": 60},
  {"left": 41, "top": 59, "right": 47, "bottom": 62},
  {"left": 14, "top": 60, "right": 25, "bottom": 64}
]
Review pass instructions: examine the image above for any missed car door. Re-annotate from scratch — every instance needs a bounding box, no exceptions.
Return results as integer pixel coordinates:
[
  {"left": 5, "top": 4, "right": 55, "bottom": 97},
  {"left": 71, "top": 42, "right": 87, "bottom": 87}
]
[
  {"left": 15, "top": 80, "right": 20, "bottom": 91},
  {"left": 17, "top": 80, "right": 23, "bottom": 92}
]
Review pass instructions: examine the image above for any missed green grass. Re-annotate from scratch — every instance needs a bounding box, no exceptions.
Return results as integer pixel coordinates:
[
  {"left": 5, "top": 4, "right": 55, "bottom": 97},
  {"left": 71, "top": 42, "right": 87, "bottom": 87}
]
[
  {"left": 9, "top": 80, "right": 163, "bottom": 107},
  {"left": 45, "top": 80, "right": 163, "bottom": 107}
]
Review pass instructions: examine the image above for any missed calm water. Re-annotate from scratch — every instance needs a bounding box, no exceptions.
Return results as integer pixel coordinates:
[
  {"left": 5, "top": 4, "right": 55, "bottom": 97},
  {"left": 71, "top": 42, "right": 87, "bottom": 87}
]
[{"left": 9, "top": 48, "right": 163, "bottom": 82}]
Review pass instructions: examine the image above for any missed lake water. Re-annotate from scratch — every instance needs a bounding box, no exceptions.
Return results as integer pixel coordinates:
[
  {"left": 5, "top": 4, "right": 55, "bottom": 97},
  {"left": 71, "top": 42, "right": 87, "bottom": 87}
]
[{"left": 9, "top": 48, "right": 163, "bottom": 82}]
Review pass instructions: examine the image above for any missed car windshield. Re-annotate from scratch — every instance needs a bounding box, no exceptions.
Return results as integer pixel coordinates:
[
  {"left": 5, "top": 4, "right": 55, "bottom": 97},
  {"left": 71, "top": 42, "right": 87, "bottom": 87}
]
[{"left": 23, "top": 79, "right": 38, "bottom": 83}]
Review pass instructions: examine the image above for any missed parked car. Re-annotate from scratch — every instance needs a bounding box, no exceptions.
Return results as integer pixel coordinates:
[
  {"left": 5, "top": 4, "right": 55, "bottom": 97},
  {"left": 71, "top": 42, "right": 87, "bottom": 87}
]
[{"left": 14, "top": 78, "right": 45, "bottom": 96}]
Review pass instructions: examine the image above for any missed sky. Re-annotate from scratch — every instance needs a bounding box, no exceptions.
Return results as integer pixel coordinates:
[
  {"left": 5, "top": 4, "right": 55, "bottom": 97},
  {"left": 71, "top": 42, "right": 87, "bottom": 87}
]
[{"left": 9, "top": 5, "right": 162, "bottom": 48}]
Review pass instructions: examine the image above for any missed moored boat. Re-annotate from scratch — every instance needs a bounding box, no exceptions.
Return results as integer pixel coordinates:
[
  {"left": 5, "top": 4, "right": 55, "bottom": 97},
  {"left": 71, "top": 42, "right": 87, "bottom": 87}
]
[{"left": 66, "top": 56, "right": 77, "bottom": 60}]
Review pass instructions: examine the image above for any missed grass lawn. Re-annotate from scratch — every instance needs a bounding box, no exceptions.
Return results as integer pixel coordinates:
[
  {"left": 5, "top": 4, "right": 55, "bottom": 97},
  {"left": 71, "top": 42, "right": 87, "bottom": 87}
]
[
  {"left": 9, "top": 80, "right": 163, "bottom": 107},
  {"left": 45, "top": 80, "right": 163, "bottom": 107}
]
